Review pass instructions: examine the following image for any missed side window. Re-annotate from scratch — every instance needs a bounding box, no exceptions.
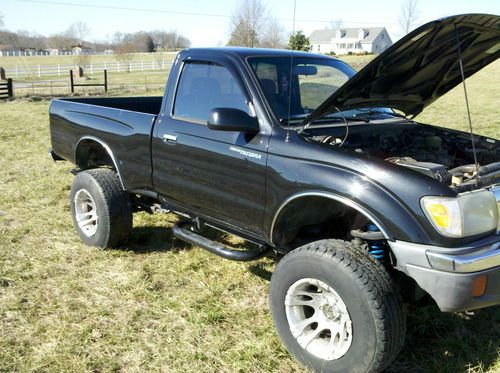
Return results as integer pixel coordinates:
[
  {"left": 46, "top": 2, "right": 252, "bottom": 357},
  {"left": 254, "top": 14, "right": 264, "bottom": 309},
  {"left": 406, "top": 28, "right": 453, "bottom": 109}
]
[{"left": 173, "top": 62, "right": 249, "bottom": 123}]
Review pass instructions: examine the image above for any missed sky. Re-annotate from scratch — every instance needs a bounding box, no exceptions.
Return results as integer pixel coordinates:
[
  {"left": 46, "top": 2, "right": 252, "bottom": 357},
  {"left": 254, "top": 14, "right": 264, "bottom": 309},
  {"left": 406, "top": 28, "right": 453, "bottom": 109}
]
[{"left": 2, "top": 0, "right": 500, "bottom": 46}]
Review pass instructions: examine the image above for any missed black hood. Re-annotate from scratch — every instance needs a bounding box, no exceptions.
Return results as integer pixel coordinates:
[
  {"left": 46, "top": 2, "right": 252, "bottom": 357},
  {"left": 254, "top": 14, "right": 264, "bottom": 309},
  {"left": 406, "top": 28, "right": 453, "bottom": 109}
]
[{"left": 304, "top": 14, "right": 500, "bottom": 122}]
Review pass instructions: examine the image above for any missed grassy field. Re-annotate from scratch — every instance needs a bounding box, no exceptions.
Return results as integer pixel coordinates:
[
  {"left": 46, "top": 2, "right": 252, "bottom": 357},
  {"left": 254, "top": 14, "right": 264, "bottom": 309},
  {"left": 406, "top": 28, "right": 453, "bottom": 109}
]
[
  {"left": 0, "top": 57, "right": 499, "bottom": 372},
  {"left": 0, "top": 52, "right": 177, "bottom": 68}
]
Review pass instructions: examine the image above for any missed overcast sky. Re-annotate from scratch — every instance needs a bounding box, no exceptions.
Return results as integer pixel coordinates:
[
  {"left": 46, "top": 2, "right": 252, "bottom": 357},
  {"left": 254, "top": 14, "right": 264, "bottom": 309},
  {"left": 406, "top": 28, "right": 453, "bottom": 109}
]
[{"left": 2, "top": 0, "right": 500, "bottom": 46}]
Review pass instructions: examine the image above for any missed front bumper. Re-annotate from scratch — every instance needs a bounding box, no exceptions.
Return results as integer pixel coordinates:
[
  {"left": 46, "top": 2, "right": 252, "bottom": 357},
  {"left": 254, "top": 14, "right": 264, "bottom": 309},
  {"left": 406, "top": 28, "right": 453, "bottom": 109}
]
[{"left": 389, "top": 235, "right": 500, "bottom": 312}]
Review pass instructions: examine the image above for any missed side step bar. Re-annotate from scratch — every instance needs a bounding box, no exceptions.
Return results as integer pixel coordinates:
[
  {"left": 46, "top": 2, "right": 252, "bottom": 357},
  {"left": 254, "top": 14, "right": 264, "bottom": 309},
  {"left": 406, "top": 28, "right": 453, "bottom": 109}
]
[{"left": 172, "top": 221, "right": 270, "bottom": 261}]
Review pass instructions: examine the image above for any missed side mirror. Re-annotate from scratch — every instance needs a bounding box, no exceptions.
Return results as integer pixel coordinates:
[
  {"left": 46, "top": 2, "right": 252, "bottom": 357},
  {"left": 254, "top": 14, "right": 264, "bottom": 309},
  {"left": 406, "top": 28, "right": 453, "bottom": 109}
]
[{"left": 207, "top": 108, "right": 259, "bottom": 134}]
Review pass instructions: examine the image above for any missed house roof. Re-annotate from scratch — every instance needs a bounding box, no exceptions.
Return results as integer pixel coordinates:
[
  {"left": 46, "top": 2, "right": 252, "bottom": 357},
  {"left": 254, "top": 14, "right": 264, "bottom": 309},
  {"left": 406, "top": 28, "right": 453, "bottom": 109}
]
[{"left": 309, "top": 27, "right": 389, "bottom": 44}]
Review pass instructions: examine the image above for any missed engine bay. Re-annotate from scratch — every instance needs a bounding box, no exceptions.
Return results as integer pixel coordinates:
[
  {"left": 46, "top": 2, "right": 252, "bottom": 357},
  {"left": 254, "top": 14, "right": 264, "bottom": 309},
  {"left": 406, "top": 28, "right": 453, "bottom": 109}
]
[{"left": 302, "top": 120, "right": 500, "bottom": 191}]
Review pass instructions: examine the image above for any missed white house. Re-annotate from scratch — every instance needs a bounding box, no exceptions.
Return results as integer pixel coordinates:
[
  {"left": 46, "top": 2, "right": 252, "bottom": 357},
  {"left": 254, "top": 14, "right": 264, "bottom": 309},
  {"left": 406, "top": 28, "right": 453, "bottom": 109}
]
[{"left": 309, "top": 27, "right": 392, "bottom": 55}]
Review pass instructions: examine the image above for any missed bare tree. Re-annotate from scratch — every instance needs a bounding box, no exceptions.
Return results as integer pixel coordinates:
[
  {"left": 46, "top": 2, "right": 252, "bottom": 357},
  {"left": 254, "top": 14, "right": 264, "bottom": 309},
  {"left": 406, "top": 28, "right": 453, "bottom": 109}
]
[
  {"left": 260, "top": 17, "right": 286, "bottom": 49},
  {"left": 227, "top": 0, "right": 286, "bottom": 49},
  {"left": 74, "top": 54, "right": 92, "bottom": 77},
  {"left": 0, "top": 12, "right": 4, "bottom": 29},
  {"left": 399, "top": 0, "right": 419, "bottom": 35},
  {"left": 16, "top": 30, "right": 47, "bottom": 49},
  {"left": 150, "top": 30, "right": 190, "bottom": 50},
  {"left": 48, "top": 33, "right": 75, "bottom": 50},
  {"left": 67, "top": 22, "right": 91, "bottom": 45},
  {"left": 114, "top": 43, "right": 136, "bottom": 72},
  {"left": 227, "top": 0, "right": 265, "bottom": 47}
]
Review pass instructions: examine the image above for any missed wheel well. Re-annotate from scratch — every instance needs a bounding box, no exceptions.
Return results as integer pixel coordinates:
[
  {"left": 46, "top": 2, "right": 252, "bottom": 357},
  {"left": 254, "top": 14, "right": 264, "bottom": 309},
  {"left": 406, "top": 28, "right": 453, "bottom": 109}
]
[
  {"left": 75, "top": 139, "right": 116, "bottom": 170},
  {"left": 271, "top": 196, "right": 382, "bottom": 250},
  {"left": 74, "top": 138, "right": 125, "bottom": 189}
]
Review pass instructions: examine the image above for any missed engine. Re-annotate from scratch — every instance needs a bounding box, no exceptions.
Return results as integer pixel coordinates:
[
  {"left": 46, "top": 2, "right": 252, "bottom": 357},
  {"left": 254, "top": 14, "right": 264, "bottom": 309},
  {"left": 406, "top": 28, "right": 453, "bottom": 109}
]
[{"left": 306, "top": 121, "right": 500, "bottom": 190}]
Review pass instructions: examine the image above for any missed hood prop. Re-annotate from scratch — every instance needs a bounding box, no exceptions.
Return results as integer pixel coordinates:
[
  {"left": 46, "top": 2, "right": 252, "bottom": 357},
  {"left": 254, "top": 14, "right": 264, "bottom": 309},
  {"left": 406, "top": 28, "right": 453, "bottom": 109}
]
[{"left": 454, "top": 24, "right": 479, "bottom": 185}]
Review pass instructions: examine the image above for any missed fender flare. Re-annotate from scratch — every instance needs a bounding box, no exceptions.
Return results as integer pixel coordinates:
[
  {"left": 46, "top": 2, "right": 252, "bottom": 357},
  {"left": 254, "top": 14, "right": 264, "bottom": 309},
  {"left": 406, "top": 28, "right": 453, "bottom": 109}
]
[
  {"left": 269, "top": 191, "right": 391, "bottom": 246},
  {"left": 74, "top": 135, "right": 125, "bottom": 190}
]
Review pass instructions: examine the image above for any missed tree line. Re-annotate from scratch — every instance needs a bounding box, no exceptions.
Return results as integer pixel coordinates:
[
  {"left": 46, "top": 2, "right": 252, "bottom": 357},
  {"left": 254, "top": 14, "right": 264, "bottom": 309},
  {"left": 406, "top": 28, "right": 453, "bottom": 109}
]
[{"left": 0, "top": 18, "right": 191, "bottom": 53}]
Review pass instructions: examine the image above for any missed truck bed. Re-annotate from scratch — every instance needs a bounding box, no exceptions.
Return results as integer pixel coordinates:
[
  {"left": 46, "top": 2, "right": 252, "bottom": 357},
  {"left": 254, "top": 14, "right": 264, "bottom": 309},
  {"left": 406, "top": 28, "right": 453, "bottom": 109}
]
[{"left": 49, "top": 96, "right": 162, "bottom": 191}]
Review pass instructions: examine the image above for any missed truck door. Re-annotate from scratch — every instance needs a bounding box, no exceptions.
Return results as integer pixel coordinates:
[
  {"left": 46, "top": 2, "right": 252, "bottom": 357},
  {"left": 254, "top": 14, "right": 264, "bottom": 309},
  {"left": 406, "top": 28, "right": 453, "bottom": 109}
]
[{"left": 152, "top": 57, "right": 269, "bottom": 236}]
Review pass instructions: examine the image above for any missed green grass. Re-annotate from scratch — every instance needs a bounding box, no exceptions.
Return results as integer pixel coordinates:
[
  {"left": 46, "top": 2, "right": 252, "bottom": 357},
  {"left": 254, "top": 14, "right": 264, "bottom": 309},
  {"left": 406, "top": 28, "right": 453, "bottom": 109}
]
[{"left": 0, "top": 57, "right": 499, "bottom": 372}]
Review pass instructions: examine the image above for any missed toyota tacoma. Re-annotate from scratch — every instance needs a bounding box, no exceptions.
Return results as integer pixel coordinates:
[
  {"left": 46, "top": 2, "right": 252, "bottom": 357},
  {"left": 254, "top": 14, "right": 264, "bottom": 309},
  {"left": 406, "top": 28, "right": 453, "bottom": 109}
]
[{"left": 49, "top": 14, "right": 500, "bottom": 373}]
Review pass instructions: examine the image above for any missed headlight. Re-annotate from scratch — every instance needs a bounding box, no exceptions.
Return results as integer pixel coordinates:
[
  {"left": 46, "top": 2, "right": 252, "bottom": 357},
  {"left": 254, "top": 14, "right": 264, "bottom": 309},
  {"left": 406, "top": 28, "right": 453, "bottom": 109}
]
[{"left": 421, "top": 190, "right": 498, "bottom": 238}]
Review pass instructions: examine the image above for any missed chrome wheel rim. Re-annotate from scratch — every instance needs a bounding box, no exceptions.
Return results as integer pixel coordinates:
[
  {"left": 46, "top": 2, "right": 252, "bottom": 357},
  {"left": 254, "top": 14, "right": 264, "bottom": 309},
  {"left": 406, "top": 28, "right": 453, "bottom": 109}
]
[
  {"left": 74, "top": 189, "right": 98, "bottom": 237},
  {"left": 285, "top": 278, "right": 353, "bottom": 360}
]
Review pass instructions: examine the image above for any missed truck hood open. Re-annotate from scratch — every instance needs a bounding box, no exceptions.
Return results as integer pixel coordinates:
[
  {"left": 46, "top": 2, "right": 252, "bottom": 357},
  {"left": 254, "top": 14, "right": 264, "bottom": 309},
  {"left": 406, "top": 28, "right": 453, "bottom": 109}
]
[{"left": 304, "top": 14, "right": 500, "bottom": 122}]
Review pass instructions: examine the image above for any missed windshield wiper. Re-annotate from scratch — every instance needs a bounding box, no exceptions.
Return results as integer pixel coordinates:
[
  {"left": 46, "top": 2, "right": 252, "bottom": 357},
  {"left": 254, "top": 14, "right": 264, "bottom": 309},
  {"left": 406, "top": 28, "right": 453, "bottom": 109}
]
[
  {"left": 356, "top": 109, "right": 409, "bottom": 120},
  {"left": 296, "top": 114, "right": 368, "bottom": 134}
]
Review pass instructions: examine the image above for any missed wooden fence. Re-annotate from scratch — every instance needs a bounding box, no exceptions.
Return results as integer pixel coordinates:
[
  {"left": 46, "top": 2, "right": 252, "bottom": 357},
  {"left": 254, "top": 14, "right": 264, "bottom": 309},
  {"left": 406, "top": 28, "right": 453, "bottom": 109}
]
[{"left": 0, "top": 79, "right": 13, "bottom": 100}]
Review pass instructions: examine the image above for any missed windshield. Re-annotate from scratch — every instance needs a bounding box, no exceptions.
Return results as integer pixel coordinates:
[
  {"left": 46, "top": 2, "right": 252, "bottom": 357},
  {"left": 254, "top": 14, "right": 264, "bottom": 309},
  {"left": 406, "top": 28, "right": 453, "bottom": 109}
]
[
  {"left": 248, "top": 56, "right": 357, "bottom": 122},
  {"left": 248, "top": 56, "right": 399, "bottom": 126}
]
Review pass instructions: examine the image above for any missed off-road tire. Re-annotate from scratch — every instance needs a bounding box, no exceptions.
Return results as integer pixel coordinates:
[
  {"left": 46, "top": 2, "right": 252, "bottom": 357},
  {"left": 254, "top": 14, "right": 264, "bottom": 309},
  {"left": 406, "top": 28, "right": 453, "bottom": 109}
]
[
  {"left": 70, "top": 168, "right": 132, "bottom": 248},
  {"left": 269, "top": 239, "right": 406, "bottom": 373}
]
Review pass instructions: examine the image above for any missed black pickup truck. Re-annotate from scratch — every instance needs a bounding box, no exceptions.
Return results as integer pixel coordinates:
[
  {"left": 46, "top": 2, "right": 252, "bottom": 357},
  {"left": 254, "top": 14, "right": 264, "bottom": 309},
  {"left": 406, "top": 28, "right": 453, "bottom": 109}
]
[{"left": 49, "top": 14, "right": 499, "bottom": 373}]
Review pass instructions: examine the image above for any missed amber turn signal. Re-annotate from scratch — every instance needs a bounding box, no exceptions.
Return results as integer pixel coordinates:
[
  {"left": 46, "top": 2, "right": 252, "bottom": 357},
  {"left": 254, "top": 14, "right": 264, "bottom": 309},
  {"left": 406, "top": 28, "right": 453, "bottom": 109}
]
[{"left": 471, "top": 276, "right": 487, "bottom": 297}]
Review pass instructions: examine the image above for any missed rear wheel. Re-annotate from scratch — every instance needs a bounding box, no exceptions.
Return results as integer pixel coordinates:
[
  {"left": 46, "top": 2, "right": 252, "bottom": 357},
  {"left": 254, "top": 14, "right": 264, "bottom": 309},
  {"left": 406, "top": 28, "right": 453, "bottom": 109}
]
[
  {"left": 70, "top": 168, "right": 132, "bottom": 248},
  {"left": 269, "top": 239, "right": 406, "bottom": 373}
]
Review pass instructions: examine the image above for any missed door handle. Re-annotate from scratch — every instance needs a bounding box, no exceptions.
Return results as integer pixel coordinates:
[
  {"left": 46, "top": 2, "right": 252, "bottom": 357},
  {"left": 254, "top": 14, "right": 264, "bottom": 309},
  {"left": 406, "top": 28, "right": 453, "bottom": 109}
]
[{"left": 163, "top": 133, "right": 177, "bottom": 144}]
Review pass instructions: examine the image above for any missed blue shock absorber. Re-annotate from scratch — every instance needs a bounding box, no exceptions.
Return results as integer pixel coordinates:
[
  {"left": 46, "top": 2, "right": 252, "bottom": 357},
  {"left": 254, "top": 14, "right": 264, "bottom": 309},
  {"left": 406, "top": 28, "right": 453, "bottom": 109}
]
[{"left": 366, "top": 223, "right": 385, "bottom": 260}]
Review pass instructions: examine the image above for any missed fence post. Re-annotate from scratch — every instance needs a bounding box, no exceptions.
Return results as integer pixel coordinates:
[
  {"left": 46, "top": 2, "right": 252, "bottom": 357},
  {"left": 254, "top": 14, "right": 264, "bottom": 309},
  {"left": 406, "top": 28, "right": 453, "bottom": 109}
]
[
  {"left": 117, "top": 61, "right": 120, "bottom": 72},
  {"left": 70, "top": 69, "right": 74, "bottom": 93},
  {"left": 7, "top": 78, "right": 13, "bottom": 99},
  {"left": 162, "top": 60, "right": 165, "bottom": 69},
  {"left": 58, "top": 64, "right": 61, "bottom": 76},
  {"left": 38, "top": 65, "right": 41, "bottom": 78},
  {"left": 90, "top": 63, "right": 93, "bottom": 75},
  {"left": 104, "top": 69, "right": 108, "bottom": 93},
  {"left": 141, "top": 60, "right": 144, "bottom": 71}
]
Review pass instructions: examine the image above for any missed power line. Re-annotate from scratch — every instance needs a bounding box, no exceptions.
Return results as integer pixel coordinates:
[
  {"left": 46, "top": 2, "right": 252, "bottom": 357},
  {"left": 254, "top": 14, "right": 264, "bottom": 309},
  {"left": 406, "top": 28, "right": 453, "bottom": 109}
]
[{"left": 16, "top": 0, "right": 399, "bottom": 25}]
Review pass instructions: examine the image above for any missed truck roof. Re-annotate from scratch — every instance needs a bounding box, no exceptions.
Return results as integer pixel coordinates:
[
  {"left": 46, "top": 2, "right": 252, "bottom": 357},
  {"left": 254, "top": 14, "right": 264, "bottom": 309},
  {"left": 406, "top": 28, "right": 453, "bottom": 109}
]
[{"left": 180, "top": 47, "right": 334, "bottom": 60}]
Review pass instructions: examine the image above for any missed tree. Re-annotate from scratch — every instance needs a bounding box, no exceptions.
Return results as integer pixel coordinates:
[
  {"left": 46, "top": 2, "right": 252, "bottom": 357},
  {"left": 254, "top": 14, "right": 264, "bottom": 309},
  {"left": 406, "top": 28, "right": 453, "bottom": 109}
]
[
  {"left": 227, "top": 0, "right": 265, "bottom": 47},
  {"left": 67, "top": 22, "right": 91, "bottom": 45},
  {"left": 0, "top": 12, "right": 4, "bottom": 29},
  {"left": 114, "top": 42, "right": 136, "bottom": 72},
  {"left": 289, "top": 31, "right": 310, "bottom": 51},
  {"left": 260, "top": 17, "right": 286, "bottom": 49},
  {"left": 150, "top": 30, "right": 191, "bottom": 51},
  {"left": 399, "top": 0, "right": 419, "bottom": 35},
  {"left": 48, "top": 33, "right": 75, "bottom": 50}
]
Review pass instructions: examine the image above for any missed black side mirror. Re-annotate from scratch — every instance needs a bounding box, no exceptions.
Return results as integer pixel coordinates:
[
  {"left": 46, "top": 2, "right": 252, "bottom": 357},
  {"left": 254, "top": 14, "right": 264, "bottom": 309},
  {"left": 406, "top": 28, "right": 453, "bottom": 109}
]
[{"left": 207, "top": 108, "right": 259, "bottom": 134}]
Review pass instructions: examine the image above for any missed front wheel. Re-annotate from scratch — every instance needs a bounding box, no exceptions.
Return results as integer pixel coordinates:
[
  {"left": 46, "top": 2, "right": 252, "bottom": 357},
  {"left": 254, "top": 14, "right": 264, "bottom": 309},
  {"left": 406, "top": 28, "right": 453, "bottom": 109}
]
[
  {"left": 269, "top": 239, "right": 406, "bottom": 373},
  {"left": 70, "top": 168, "right": 132, "bottom": 248}
]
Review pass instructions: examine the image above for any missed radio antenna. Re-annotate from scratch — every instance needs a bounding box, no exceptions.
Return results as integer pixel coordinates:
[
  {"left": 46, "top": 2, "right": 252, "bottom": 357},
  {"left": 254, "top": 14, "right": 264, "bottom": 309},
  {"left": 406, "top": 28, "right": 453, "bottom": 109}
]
[
  {"left": 454, "top": 24, "right": 479, "bottom": 185},
  {"left": 285, "top": 0, "right": 297, "bottom": 143}
]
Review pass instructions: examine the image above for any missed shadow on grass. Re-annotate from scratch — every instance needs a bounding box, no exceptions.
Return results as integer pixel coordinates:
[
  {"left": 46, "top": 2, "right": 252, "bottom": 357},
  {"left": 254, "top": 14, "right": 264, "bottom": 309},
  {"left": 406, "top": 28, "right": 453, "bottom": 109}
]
[
  {"left": 119, "top": 224, "right": 258, "bottom": 255},
  {"left": 388, "top": 305, "right": 500, "bottom": 372},
  {"left": 114, "top": 225, "right": 499, "bottom": 372},
  {"left": 118, "top": 226, "right": 192, "bottom": 254}
]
